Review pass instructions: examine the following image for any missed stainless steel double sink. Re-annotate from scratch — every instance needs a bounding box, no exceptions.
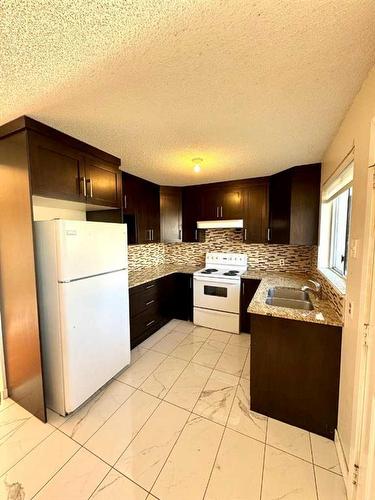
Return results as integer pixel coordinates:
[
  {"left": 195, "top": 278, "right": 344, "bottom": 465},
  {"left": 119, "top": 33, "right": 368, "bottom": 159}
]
[{"left": 265, "top": 287, "right": 314, "bottom": 310}]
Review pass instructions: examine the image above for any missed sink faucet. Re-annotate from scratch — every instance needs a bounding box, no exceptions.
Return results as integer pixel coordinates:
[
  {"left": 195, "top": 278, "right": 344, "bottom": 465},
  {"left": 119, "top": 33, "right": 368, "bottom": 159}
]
[{"left": 302, "top": 279, "right": 322, "bottom": 299}]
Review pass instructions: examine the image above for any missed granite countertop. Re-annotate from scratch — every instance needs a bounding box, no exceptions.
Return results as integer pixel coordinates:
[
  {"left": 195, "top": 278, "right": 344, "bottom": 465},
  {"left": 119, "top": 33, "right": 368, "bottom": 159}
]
[
  {"left": 244, "top": 271, "right": 343, "bottom": 327},
  {"left": 128, "top": 264, "right": 202, "bottom": 288}
]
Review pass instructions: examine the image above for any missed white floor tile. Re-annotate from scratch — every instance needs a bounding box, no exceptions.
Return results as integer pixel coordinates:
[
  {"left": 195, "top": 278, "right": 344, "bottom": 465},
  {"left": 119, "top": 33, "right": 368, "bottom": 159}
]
[
  {"left": 241, "top": 350, "right": 250, "bottom": 380},
  {"left": 0, "top": 397, "right": 14, "bottom": 412},
  {"left": 205, "top": 428, "right": 264, "bottom": 500},
  {"left": 171, "top": 335, "right": 205, "bottom": 361},
  {"left": 152, "top": 414, "right": 223, "bottom": 500},
  {"left": 0, "top": 403, "right": 54, "bottom": 476},
  {"left": 164, "top": 362, "right": 212, "bottom": 411},
  {"left": 34, "top": 447, "right": 110, "bottom": 500},
  {"left": 190, "top": 326, "right": 213, "bottom": 339},
  {"left": 227, "top": 378, "right": 267, "bottom": 442},
  {"left": 140, "top": 356, "right": 188, "bottom": 399},
  {"left": 310, "top": 433, "right": 341, "bottom": 474},
  {"left": 267, "top": 418, "right": 312, "bottom": 462},
  {"left": 131, "top": 345, "right": 149, "bottom": 364},
  {"left": 262, "top": 446, "right": 317, "bottom": 500},
  {"left": 139, "top": 328, "right": 170, "bottom": 349},
  {"left": 59, "top": 380, "right": 134, "bottom": 444},
  {"left": 0, "top": 429, "right": 79, "bottom": 499},
  {"left": 116, "top": 350, "right": 167, "bottom": 388},
  {"left": 151, "top": 331, "right": 187, "bottom": 354},
  {"left": 172, "top": 321, "right": 195, "bottom": 333},
  {"left": 192, "top": 340, "right": 226, "bottom": 368},
  {"left": 91, "top": 469, "right": 148, "bottom": 499},
  {"left": 315, "top": 466, "right": 347, "bottom": 500},
  {"left": 85, "top": 390, "right": 160, "bottom": 465},
  {"left": 209, "top": 330, "right": 232, "bottom": 343},
  {"left": 115, "top": 401, "right": 189, "bottom": 490},
  {"left": 228, "top": 333, "right": 251, "bottom": 348},
  {"left": 193, "top": 370, "right": 239, "bottom": 425},
  {"left": 47, "top": 408, "right": 68, "bottom": 428},
  {"left": 215, "top": 344, "right": 248, "bottom": 376}
]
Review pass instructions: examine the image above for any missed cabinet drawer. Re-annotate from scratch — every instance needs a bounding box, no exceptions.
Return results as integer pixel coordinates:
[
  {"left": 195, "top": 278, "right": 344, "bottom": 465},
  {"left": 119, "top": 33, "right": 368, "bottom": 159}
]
[
  {"left": 130, "top": 304, "right": 163, "bottom": 347},
  {"left": 130, "top": 287, "right": 161, "bottom": 318},
  {"left": 129, "top": 279, "right": 161, "bottom": 298}
]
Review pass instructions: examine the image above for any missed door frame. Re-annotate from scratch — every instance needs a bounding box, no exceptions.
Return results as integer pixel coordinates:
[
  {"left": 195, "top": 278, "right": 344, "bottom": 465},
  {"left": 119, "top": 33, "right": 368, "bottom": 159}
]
[{"left": 344, "top": 117, "right": 375, "bottom": 499}]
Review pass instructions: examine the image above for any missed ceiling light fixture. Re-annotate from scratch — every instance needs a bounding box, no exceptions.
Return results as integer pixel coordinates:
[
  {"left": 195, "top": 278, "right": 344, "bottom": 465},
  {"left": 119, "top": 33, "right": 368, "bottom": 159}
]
[{"left": 192, "top": 157, "right": 203, "bottom": 173}]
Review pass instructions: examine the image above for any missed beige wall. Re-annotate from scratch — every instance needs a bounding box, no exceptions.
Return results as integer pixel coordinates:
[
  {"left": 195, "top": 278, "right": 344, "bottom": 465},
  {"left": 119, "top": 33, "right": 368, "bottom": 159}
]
[{"left": 322, "top": 66, "right": 375, "bottom": 465}]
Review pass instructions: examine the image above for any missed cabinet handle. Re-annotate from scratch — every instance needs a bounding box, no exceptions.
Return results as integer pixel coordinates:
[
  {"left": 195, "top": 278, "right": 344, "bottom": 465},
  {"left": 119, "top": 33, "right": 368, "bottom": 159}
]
[
  {"left": 146, "top": 284, "right": 155, "bottom": 289},
  {"left": 178, "top": 229, "right": 182, "bottom": 240},
  {"left": 124, "top": 194, "right": 127, "bottom": 209},
  {"left": 146, "top": 300, "right": 155, "bottom": 306},
  {"left": 220, "top": 206, "right": 223, "bottom": 217},
  {"left": 146, "top": 319, "right": 156, "bottom": 327},
  {"left": 86, "top": 178, "right": 93, "bottom": 198},
  {"left": 195, "top": 229, "right": 198, "bottom": 241},
  {"left": 244, "top": 228, "right": 247, "bottom": 241},
  {"left": 267, "top": 228, "right": 271, "bottom": 242},
  {"left": 216, "top": 206, "right": 219, "bottom": 218},
  {"left": 242, "top": 282, "right": 245, "bottom": 295},
  {"left": 81, "top": 176, "right": 87, "bottom": 197},
  {"left": 151, "top": 229, "right": 154, "bottom": 241}
]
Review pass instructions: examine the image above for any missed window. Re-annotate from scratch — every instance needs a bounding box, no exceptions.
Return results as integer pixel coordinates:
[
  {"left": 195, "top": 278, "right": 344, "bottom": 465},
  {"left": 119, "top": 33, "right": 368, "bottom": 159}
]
[
  {"left": 329, "top": 187, "right": 352, "bottom": 277},
  {"left": 318, "top": 157, "right": 354, "bottom": 291}
]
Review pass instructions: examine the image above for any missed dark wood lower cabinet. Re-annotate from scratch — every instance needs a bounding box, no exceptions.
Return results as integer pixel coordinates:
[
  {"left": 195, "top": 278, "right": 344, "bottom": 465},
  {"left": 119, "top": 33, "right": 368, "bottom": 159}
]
[
  {"left": 240, "top": 279, "right": 261, "bottom": 333},
  {"left": 129, "top": 273, "right": 193, "bottom": 348},
  {"left": 250, "top": 314, "right": 342, "bottom": 439}
]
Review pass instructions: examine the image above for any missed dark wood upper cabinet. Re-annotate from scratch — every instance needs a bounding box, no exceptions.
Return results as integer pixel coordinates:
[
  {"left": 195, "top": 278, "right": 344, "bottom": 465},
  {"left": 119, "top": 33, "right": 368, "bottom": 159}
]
[
  {"left": 182, "top": 186, "right": 205, "bottom": 242},
  {"left": 29, "top": 131, "right": 86, "bottom": 202},
  {"left": 160, "top": 186, "right": 182, "bottom": 243},
  {"left": 269, "top": 163, "right": 321, "bottom": 245},
  {"left": 21, "top": 118, "right": 122, "bottom": 208},
  {"left": 85, "top": 156, "right": 121, "bottom": 208},
  {"left": 200, "top": 185, "right": 243, "bottom": 220},
  {"left": 243, "top": 179, "right": 269, "bottom": 243},
  {"left": 122, "top": 172, "right": 160, "bottom": 244}
]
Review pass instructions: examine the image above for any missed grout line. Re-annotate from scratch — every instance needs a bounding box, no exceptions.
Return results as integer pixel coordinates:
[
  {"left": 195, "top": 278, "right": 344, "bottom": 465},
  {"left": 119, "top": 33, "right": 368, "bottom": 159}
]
[
  {"left": 87, "top": 466, "right": 151, "bottom": 499},
  {"left": 310, "top": 433, "right": 320, "bottom": 500},
  {"left": 259, "top": 413, "right": 269, "bottom": 500}
]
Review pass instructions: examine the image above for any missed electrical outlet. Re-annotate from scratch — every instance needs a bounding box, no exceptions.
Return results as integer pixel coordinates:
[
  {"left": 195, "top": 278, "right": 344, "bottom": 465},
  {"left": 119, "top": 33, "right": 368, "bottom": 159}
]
[
  {"left": 279, "top": 259, "right": 285, "bottom": 267},
  {"left": 348, "top": 301, "right": 354, "bottom": 318}
]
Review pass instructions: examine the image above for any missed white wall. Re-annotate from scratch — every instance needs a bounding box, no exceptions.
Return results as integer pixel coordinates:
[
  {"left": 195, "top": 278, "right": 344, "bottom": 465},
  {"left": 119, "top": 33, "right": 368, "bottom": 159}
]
[
  {"left": 32, "top": 196, "right": 86, "bottom": 221},
  {"left": 322, "top": 66, "right": 375, "bottom": 466}
]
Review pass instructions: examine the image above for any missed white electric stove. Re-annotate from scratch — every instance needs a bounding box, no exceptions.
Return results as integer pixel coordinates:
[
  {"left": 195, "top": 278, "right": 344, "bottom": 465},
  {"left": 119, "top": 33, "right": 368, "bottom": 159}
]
[{"left": 193, "top": 252, "right": 248, "bottom": 334}]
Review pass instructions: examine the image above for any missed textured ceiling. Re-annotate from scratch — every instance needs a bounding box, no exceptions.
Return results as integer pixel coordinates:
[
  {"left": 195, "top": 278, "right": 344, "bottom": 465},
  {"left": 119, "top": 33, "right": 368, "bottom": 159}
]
[{"left": 1, "top": 0, "right": 375, "bottom": 185}]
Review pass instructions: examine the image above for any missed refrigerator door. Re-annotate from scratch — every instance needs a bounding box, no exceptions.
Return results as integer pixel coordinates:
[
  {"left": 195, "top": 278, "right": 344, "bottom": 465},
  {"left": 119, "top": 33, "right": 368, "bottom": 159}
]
[
  {"left": 59, "top": 270, "right": 130, "bottom": 413},
  {"left": 56, "top": 220, "right": 127, "bottom": 282}
]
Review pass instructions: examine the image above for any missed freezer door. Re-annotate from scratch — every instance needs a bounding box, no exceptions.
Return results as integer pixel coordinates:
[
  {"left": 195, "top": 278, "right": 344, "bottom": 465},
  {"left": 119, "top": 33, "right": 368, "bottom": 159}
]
[
  {"left": 56, "top": 220, "right": 127, "bottom": 282},
  {"left": 58, "top": 270, "right": 130, "bottom": 413}
]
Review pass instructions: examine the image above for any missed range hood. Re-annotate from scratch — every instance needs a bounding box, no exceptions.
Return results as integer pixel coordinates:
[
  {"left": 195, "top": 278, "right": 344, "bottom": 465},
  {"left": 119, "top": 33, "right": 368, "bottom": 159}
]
[{"left": 197, "top": 219, "right": 243, "bottom": 229}]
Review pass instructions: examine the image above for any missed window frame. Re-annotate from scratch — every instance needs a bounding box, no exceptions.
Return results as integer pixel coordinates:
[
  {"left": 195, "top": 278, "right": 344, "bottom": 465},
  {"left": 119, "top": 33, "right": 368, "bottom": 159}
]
[{"left": 328, "top": 186, "right": 352, "bottom": 279}]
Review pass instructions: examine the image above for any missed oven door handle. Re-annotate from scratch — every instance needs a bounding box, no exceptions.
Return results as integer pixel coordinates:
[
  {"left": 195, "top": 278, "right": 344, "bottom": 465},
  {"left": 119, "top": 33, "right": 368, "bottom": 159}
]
[{"left": 193, "top": 277, "right": 239, "bottom": 285}]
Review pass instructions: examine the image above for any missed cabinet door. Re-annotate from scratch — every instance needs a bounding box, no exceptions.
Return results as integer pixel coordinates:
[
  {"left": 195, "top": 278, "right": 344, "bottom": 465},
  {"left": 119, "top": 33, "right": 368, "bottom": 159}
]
[
  {"left": 147, "top": 182, "right": 160, "bottom": 243},
  {"left": 160, "top": 186, "right": 182, "bottom": 242},
  {"left": 268, "top": 170, "right": 292, "bottom": 244},
  {"left": 174, "top": 273, "right": 193, "bottom": 321},
  {"left": 182, "top": 187, "right": 205, "bottom": 242},
  {"left": 243, "top": 181, "right": 269, "bottom": 243},
  {"left": 85, "top": 157, "right": 121, "bottom": 208},
  {"left": 200, "top": 188, "right": 221, "bottom": 219},
  {"left": 29, "top": 131, "right": 85, "bottom": 202},
  {"left": 240, "top": 279, "right": 261, "bottom": 333},
  {"left": 222, "top": 188, "right": 243, "bottom": 219}
]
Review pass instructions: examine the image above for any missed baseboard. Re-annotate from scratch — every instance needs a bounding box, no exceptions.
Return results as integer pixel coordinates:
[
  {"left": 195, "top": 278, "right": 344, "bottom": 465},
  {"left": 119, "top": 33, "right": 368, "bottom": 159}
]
[{"left": 335, "top": 429, "right": 351, "bottom": 495}]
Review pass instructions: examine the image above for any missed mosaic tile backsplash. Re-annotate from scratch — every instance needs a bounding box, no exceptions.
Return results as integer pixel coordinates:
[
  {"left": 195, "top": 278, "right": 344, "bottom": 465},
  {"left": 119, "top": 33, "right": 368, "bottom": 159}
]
[{"left": 127, "top": 229, "right": 345, "bottom": 319}]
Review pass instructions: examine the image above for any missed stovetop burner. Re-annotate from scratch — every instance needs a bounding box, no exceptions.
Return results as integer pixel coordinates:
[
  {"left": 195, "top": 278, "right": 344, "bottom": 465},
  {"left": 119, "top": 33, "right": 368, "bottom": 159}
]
[
  {"left": 201, "top": 268, "right": 218, "bottom": 274},
  {"left": 223, "top": 270, "right": 240, "bottom": 276}
]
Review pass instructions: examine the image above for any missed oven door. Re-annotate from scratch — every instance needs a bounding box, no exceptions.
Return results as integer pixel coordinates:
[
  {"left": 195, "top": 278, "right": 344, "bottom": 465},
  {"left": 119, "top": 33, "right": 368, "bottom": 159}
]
[{"left": 193, "top": 276, "right": 240, "bottom": 313}]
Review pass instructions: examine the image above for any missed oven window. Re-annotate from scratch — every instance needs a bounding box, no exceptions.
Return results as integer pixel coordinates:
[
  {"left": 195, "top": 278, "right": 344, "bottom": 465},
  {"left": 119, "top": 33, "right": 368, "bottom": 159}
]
[{"left": 204, "top": 285, "right": 228, "bottom": 297}]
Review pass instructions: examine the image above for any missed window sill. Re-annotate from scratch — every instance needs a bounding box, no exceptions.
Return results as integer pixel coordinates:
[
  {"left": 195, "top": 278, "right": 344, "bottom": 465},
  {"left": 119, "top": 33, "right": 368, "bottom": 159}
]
[{"left": 317, "top": 267, "right": 346, "bottom": 295}]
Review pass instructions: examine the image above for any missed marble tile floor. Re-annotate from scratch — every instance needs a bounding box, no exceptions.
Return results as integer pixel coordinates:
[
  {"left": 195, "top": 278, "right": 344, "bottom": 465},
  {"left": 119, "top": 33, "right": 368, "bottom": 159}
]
[{"left": 0, "top": 319, "right": 347, "bottom": 499}]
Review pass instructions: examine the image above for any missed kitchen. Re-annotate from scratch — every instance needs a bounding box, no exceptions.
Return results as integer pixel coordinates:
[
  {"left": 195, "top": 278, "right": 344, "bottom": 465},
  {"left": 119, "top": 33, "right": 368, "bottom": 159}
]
[{"left": 0, "top": 2, "right": 375, "bottom": 500}]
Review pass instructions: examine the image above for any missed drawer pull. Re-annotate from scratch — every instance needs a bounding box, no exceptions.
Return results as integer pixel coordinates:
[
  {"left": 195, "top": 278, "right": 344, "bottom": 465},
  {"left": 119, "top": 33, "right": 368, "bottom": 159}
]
[
  {"left": 146, "top": 300, "right": 155, "bottom": 306},
  {"left": 146, "top": 320, "right": 156, "bottom": 327},
  {"left": 146, "top": 284, "right": 155, "bottom": 289}
]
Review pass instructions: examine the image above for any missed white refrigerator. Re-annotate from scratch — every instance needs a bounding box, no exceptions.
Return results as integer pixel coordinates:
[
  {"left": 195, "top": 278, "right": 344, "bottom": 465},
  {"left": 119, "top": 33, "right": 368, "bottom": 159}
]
[{"left": 34, "top": 219, "right": 130, "bottom": 416}]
